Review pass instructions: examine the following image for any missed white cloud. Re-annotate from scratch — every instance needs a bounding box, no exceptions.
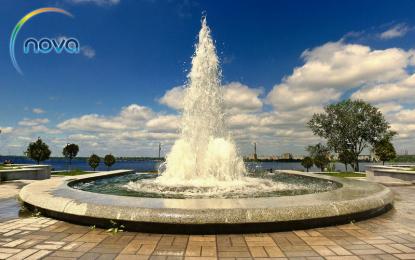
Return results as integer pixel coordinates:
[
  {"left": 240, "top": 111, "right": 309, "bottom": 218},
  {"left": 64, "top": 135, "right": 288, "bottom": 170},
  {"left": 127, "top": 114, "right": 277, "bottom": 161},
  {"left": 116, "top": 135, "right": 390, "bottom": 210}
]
[
  {"left": 58, "top": 114, "right": 128, "bottom": 131},
  {"left": 0, "top": 127, "right": 13, "bottom": 134},
  {"left": 380, "top": 24, "right": 410, "bottom": 39},
  {"left": 223, "top": 82, "right": 263, "bottom": 113},
  {"left": 146, "top": 115, "right": 180, "bottom": 132},
  {"left": 6, "top": 37, "right": 415, "bottom": 156},
  {"left": 32, "top": 108, "right": 46, "bottom": 114},
  {"left": 58, "top": 104, "right": 153, "bottom": 131},
  {"left": 158, "top": 85, "right": 186, "bottom": 110},
  {"left": 351, "top": 74, "right": 415, "bottom": 103},
  {"left": 18, "top": 118, "right": 49, "bottom": 127},
  {"left": 159, "top": 82, "right": 263, "bottom": 113},
  {"left": 81, "top": 46, "right": 96, "bottom": 59},
  {"left": 68, "top": 134, "right": 98, "bottom": 141},
  {"left": 267, "top": 41, "right": 411, "bottom": 110}
]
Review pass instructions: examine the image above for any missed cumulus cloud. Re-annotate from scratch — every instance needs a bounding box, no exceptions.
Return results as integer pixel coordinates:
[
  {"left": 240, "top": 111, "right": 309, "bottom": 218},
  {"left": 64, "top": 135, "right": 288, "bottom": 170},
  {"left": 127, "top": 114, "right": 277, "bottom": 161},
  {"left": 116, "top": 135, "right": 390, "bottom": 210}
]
[
  {"left": 146, "top": 115, "right": 180, "bottom": 132},
  {"left": 380, "top": 23, "right": 410, "bottom": 39},
  {"left": 6, "top": 37, "right": 415, "bottom": 156},
  {"left": 351, "top": 74, "right": 415, "bottom": 103},
  {"left": 58, "top": 104, "right": 153, "bottom": 131},
  {"left": 32, "top": 108, "right": 46, "bottom": 114},
  {"left": 0, "top": 127, "right": 13, "bottom": 134},
  {"left": 267, "top": 41, "right": 411, "bottom": 111},
  {"left": 18, "top": 118, "right": 49, "bottom": 127},
  {"left": 158, "top": 86, "right": 186, "bottom": 110},
  {"left": 159, "top": 82, "right": 263, "bottom": 113}
]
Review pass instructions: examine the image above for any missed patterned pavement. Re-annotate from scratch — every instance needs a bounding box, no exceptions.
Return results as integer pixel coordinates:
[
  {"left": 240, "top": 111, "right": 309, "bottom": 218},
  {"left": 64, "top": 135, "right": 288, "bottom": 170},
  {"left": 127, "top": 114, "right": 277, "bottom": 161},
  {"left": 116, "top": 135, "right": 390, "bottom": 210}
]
[{"left": 0, "top": 179, "right": 415, "bottom": 260}]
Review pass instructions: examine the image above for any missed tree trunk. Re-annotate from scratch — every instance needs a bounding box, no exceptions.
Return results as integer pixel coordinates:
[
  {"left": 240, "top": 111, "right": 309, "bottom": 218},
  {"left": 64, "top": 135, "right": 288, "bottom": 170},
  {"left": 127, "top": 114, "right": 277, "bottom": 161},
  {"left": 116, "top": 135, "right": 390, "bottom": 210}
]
[
  {"left": 355, "top": 159, "right": 359, "bottom": 172},
  {"left": 345, "top": 163, "right": 348, "bottom": 172},
  {"left": 306, "top": 168, "right": 309, "bottom": 172},
  {"left": 383, "top": 161, "right": 385, "bottom": 165}
]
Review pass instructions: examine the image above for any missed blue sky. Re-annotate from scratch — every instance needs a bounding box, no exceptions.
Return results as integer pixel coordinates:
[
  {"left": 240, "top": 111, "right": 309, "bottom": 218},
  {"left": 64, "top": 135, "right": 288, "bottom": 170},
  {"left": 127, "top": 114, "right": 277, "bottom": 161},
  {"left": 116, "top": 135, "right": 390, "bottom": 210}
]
[{"left": 1, "top": 0, "right": 415, "bottom": 156}]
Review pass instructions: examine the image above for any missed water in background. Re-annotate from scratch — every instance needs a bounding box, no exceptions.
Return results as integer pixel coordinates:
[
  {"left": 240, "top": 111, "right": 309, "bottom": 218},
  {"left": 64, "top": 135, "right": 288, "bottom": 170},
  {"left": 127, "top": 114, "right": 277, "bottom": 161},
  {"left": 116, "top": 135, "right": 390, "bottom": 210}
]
[{"left": 0, "top": 155, "right": 396, "bottom": 172}]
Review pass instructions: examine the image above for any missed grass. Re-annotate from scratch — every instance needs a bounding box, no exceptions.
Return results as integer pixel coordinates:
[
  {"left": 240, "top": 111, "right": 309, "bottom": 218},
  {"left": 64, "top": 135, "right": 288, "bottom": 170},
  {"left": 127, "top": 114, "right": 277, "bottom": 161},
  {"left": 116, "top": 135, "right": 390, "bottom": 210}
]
[
  {"left": 318, "top": 172, "right": 366, "bottom": 178},
  {"left": 0, "top": 165, "right": 21, "bottom": 170},
  {"left": 52, "top": 169, "right": 90, "bottom": 176}
]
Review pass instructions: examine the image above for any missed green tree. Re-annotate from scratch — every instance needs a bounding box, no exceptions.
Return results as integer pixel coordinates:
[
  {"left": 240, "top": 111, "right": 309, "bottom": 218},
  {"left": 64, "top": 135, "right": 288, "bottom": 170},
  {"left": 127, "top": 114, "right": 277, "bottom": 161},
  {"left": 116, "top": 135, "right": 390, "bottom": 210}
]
[
  {"left": 62, "top": 143, "right": 79, "bottom": 170},
  {"left": 307, "top": 143, "right": 331, "bottom": 172},
  {"left": 301, "top": 156, "right": 313, "bottom": 172},
  {"left": 25, "top": 138, "right": 51, "bottom": 164},
  {"left": 308, "top": 99, "right": 395, "bottom": 171},
  {"left": 104, "top": 154, "right": 116, "bottom": 170},
  {"left": 374, "top": 139, "right": 397, "bottom": 165},
  {"left": 88, "top": 154, "right": 100, "bottom": 171},
  {"left": 338, "top": 149, "right": 355, "bottom": 172}
]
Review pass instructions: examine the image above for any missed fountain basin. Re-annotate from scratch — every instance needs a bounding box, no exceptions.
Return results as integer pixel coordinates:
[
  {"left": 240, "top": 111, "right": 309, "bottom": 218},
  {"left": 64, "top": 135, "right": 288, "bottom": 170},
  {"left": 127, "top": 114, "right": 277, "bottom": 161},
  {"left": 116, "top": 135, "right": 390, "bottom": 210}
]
[{"left": 19, "top": 170, "right": 393, "bottom": 233}]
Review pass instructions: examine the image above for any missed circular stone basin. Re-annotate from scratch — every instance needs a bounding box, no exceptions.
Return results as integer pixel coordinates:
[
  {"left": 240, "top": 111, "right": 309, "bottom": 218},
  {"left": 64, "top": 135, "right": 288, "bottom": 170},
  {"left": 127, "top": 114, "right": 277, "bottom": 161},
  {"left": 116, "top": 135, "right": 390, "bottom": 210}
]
[
  {"left": 19, "top": 170, "right": 393, "bottom": 233},
  {"left": 69, "top": 172, "right": 341, "bottom": 199}
]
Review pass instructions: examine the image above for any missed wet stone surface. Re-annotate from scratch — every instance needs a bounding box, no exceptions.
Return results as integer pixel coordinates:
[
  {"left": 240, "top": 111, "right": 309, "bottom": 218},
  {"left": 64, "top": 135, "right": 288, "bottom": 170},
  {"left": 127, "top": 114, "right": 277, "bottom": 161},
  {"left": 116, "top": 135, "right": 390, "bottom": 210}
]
[{"left": 1, "top": 178, "right": 415, "bottom": 259}]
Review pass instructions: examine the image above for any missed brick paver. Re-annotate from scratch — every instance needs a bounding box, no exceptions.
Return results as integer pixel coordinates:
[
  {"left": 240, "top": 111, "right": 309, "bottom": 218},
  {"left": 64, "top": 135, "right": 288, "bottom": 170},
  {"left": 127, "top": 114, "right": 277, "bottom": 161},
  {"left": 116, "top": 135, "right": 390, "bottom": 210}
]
[{"left": 1, "top": 180, "right": 415, "bottom": 259}]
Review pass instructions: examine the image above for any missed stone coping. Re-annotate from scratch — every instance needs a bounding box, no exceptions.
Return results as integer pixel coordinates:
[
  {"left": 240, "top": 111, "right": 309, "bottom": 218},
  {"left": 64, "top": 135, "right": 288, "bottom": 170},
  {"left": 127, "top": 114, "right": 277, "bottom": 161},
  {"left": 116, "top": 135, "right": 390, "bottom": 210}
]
[
  {"left": 19, "top": 170, "right": 393, "bottom": 233},
  {"left": 19, "top": 170, "right": 393, "bottom": 231},
  {"left": 367, "top": 165, "right": 415, "bottom": 174}
]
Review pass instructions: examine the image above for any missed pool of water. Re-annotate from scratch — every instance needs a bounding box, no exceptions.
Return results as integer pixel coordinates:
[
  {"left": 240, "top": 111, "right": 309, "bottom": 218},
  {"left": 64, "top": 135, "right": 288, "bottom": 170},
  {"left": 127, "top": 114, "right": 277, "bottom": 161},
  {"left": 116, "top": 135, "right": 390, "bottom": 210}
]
[{"left": 70, "top": 172, "right": 341, "bottom": 199}]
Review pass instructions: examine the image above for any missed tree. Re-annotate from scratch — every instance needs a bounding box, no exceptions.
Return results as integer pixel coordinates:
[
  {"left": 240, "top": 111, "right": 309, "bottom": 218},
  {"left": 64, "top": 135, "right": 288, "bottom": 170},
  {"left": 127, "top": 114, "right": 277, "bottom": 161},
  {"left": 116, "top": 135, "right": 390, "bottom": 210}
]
[
  {"left": 374, "top": 139, "right": 396, "bottom": 165},
  {"left": 307, "top": 143, "right": 331, "bottom": 172},
  {"left": 308, "top": 99, "right": 395, "bottom": 171},
  {"left": 301, "top": 156, "right": 313, "bottom": 172},
  {"left": 25, "top": 138, "right": 51, "bottom": 164},
  {"left": 338, "top": 149, "right": 355, "bottom": 172},
  {"left": 62, "top": 143, "right": 79, "bottom": 170},
  {"left": 88, "top": 154, "right": 100, "bottom": 171},
  {"left": 104, "top": 154, "right": 116, "bottom": 170}
]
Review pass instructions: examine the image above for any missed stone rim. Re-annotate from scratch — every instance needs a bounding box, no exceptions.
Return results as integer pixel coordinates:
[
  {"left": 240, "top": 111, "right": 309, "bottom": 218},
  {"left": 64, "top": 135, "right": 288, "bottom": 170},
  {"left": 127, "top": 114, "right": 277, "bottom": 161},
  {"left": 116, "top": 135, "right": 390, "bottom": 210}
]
[{"left": 19, "top": 170, "right": 393, "bottom": 226}]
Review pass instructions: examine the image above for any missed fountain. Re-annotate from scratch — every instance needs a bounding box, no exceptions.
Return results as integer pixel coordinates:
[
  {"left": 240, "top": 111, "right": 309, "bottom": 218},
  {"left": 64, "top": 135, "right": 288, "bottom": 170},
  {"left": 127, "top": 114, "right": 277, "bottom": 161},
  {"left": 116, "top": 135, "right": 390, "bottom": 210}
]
[
  {"left": 153, "top": 17, "right": 246, "bottom": 186},
  {"left": 19, "top": 17, "right": 393, "bottom": 233}
]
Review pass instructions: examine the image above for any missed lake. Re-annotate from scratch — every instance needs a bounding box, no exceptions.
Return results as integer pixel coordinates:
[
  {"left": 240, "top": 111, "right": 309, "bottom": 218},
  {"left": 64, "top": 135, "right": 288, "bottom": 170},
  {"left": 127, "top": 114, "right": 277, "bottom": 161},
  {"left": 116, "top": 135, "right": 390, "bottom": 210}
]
[{"left": 0, "top": 156, "right": 404, "bottom": 172}]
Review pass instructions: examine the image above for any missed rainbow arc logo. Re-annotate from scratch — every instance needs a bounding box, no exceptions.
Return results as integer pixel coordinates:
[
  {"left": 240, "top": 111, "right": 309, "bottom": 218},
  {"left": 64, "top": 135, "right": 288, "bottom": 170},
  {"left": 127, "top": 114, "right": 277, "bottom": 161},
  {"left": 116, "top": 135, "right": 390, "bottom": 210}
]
[{"left": 9, "top": 7, "right": 79, "bottom": 75}]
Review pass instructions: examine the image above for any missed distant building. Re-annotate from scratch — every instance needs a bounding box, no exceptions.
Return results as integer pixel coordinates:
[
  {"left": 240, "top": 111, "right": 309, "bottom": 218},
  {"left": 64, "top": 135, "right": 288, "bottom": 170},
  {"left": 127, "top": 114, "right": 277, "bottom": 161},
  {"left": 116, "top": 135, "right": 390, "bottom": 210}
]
[{"left": 280, "top": 153, "right": 293, "bottom": 160}]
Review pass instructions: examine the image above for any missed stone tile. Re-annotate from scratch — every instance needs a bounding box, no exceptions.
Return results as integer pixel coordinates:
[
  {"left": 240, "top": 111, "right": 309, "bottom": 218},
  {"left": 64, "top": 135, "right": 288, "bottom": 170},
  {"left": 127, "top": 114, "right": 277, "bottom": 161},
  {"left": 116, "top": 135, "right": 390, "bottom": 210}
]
[
  {"left": 116, "top": 255, "right": 150, "bottom": 260},
  {"left": 393, "top": 253, "right": 415, "bottom": 259},
  {"left": 25, "top": 249, "right": 52, "bottom": 260}
]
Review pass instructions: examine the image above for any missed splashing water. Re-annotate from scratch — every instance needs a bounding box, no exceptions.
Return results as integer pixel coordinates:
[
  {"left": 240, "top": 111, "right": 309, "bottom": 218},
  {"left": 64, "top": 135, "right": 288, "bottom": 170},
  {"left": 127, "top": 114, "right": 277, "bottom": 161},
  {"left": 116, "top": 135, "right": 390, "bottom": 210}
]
[
  {"left": 124, "top": 17, "right": 302, "bottom": 196},
  {"left": 156, "top": 17, "right": 246, "bottom": 186}
]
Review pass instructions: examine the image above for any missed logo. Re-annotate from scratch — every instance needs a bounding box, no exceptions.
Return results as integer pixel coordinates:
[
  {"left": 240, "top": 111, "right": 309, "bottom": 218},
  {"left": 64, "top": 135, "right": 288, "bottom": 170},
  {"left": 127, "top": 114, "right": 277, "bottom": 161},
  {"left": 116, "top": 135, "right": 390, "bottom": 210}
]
[{"left": 9, "top": 7, "right": 79, "bottom": 75}]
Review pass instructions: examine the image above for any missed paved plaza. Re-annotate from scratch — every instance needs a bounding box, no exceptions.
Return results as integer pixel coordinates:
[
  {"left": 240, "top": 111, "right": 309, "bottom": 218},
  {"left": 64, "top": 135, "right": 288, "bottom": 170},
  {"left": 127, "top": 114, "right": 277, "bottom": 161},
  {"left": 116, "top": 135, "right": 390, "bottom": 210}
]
[{"left": 0, "top": 179, "right": 415, "bottom": 260}]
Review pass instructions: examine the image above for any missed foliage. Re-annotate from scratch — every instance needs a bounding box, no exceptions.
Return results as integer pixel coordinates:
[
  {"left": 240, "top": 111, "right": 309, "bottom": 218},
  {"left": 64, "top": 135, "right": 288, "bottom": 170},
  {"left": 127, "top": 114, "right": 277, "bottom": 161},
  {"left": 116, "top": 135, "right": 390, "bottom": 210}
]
[
  {"left": 104, "top": 154, "right": 116, "bottom": 170},
  {"left": 52, "top": 169, "right": 89, "bottom": 176},
  {"left": 308, "top": 99, "right": 395, "bottom": 171},
  {"left": 307, "top": 143, "right": 331, "bottom": 172},
  {"left": 301, "top": 156, "right": 313, "bottom": 172},
  {"left": 62, "top": 143, "right": 79, "bottom": 168},
  {"left": 320, "top": 172, "right": 366, "bottom": 178},
  {"left": 391, "top": 155, "right": 415, "bottom": 162},
  {"left": 373, "top": 139, "right": 397, "bottom": 165},
  {"left": 326, "top": 162, "right": 336, "bottom": 172},
  {"left": 338, "top": 149, "right": 355, "bottom": 171},
  {"left": 107, "top": 220, "right": 124, "bottom": 235},
  {"left": 88, "top": 154, "right": 100, "bottom": 171},
  {"left": 25, "top": 138, "right": 51, "bottom": 164}
]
